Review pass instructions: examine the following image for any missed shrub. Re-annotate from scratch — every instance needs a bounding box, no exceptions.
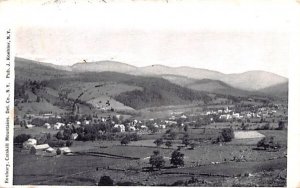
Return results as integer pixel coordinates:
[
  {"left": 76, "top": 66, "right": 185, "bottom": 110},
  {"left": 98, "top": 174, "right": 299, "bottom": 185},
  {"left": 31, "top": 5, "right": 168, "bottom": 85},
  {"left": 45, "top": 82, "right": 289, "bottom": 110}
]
[
  {"left": 127, "top": 133, "right": 141, "bottom": 141},
  {"left": 112, "top": 127, "right": 121, "bottom": 133},
  {"left": 164, "top": 130, "right": 177, "bottom": 140},
  {"left": 31, "top": 118, "right": 45, "bottom": 127},
  {"left": 257, "top": 136, "right": 281, "bottom": 150},
  {"left": 48, "top": 139, "right": 65, "bottom": 147},
  {"left": 170, "top": 149, "right": 184, "bottom": 167},
  {"left": 56, "top": 148, "right": 61, "bottom": 155},
  {"left": 66, "top": 140, "right": 73, "bottom": 147},
  {"left": 14, "top": 134, "right": 31, "bottom": 144},
  {"left": 116, "top": 181, "right": 140, "bottom": 186},
  {"left": 165, "top": 140, "right": 172, "bottom": 148},
  {"left": 182, "top": 137, "right": 190, "bottom": 147},
  {"left": 148, "top": 124, "right": 159, "bottom": 134},
  {"left": 171, "top": 180, "right": 185, "bottom": 186},
  {"left": 261, "top": 123, "right": 271, "bottom": 130},
  {"left": 277, "top": 121, "right": 285, "bottom": 130},
  {"left": 121, "top": 137, "right": 130, "bottom": 145},
  {"left": 184, "top": 124, "right": 189, "bottom": 132},
  {"left": 56, "top": 131, "right": 63, "bottom": 140},
  {"left": 98, "top": 176, "right": 114, "bottom": 186},
  {"left": 154, "top": 138, "right": 164, "bottom": 147},
  {"left": 220, "top": 128, "right": 234, "bottom": 142},
  {"left": 63, "top": 128, "right": 72, "bottom": 140}
]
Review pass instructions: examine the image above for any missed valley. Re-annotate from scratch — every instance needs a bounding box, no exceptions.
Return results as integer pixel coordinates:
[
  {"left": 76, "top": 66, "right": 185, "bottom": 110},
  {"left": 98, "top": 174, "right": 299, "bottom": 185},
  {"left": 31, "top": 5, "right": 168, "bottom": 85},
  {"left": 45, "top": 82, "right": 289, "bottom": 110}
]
[{"left": 13, "top": 57, "right": 288, "bottom": 186}]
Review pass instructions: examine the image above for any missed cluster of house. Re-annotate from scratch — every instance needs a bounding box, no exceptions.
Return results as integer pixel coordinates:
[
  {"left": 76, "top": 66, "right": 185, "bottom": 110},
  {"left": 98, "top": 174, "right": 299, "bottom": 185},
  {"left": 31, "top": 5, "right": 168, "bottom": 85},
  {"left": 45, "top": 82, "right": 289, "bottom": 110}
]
[
  {"left": 24, "top": 113, "right": 62, "bottom": 120},
  {"left": 201, "top": 106, "right": 283, "bottom": 121},
  {"left": 20, "top": 103, "right": 287, "bottom": 135},
  {"left": 22, "top": 138, "right": 71, "bottom": 156}
]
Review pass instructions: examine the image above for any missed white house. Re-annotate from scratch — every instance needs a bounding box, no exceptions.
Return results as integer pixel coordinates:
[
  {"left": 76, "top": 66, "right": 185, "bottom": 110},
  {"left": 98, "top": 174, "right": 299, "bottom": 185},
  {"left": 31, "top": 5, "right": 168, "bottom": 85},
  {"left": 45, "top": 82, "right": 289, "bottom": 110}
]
[
  {"left": 232, "top": 113, "right": 240, "bottom": 118},
  {"left": 25, "top": 124, "right": 34, "bottom": 129},
  {"left": 83, "top": 120, "right": 90, "bottom": 125},
  {"left": 128, "top": 126, "right": 136, "bottom": 132},
  {"left": 181, "top": 115, "right": 187, "bottom": 119},
  {"left": 44, "top": 123, "right": 51, "bottom": 129},
  {"left": 54, "top": 122, "right": 65, "bottom": 130},
  {"left": 114, "top": 124, "right": 125, "bottom": 132},
  {"left": 246, "top": 113, "right": 252, "bottom": 118},
  {"left": 153, "top": 123, "right": 159, "bottom": 128},
  {"left": 169, "top": 116, "right": 176, "bottom": 120},
  {"left": 140, "top": 125, "right": 148, "bottom": 130},
  {"left": 27, "top": 138, "right": 37, "bottom": 145},
  {"left": 219, "top": 114, "right": 232, "bottom": 120},
  {"left": 71, "top": 133, "right": 78, "bottom": 140},
  {"left": 22, "top": 138, "right": 37, "bottom": 149}
]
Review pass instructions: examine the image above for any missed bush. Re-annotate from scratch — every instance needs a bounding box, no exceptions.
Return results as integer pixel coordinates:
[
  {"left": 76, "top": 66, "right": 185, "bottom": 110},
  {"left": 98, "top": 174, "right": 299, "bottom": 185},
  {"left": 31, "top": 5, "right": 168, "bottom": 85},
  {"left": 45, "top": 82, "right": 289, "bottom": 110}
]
[
  {"left": 63, "top": 128, "right": 72, "bottom": 140},
  {"left": 256, "top": 123, "right": 271, "bottom": 130},
  {"left": 56, "top": 148, "right": 61, "bottom": 155},
  {"left": 184, "top": 124, "right": 189, "bottom": 132},
  {"left": 154, "top": 138, "right": 164, "bottom": 147},
  {"left": 56, "top": 131, "right": 64, "bottom": 140},
  {"left": 112, "top": 127, "right": 121, "bottom": 133},
  {"left": 170, "top": 149, "right": 184, "bottom": 167},
  {"left": 98, "top": 176, "right": 114, "bottom": 186},
  {"left": 66, "top": 140, "right": 73, "bottom": 147},
  {"left": 127, "top": 133, "right": 141, "bottom": 141},
  {"left": 182, "top": 137, "right": 190, "bottom": 147},
  {"left": 14, "top": 134, "right": 31, "bottom": 144},
  {"left": 163, "top": 130, "right": 177, "bottom": 140},
  {"left": 31, "top": 118, "right": 45, "bottom": 127},
  {"left": 116, "top": 181, "right": 140, "bottom": 186},
  {"left": 171, "top": 180, "right": 185, "bottom": 186},
  {"left": 165, "top": 140, "right": 172, "bottom": 148},
  {"left": 121, "top": 137, "right": 130, "bottom": 145},
  {"left": 277, "top": 121, "right": 286, "bottom": 130},
  {"left": 48, "top": 139, "right": 65, "bottom": 147},
  {"left": 257, "top": 136, "right": 281, "bottom": 150},
  {"left": 148, "top": 124, "right": 159, "bottom": 134},
  {"left": 220, "top": 128, "right": 234, "bottom": 142}
]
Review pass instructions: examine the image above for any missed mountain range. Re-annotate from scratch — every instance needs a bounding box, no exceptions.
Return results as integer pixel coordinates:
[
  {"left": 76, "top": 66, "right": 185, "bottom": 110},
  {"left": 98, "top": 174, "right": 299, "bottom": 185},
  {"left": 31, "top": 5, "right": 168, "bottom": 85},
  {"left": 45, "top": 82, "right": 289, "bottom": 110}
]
[
  {"left": 14, "top": 57, "right": 288, "bottom": 115},
  {"left": 16, "top": 57, "right": 288, "bottom": 94}
]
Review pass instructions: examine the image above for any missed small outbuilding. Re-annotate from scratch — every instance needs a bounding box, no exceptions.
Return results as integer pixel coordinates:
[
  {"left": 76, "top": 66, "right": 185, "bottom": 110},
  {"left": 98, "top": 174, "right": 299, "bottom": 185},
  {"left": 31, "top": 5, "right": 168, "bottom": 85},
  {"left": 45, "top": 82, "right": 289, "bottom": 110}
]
[
  {"left": 30, "top": 144, "right": 50, "bottom": 154},
  {"left": 46, "top": 147, "right": 55, "bottom": 153},
  {"left": 59, "top": 147, "right": 72, "bottom": 154}
]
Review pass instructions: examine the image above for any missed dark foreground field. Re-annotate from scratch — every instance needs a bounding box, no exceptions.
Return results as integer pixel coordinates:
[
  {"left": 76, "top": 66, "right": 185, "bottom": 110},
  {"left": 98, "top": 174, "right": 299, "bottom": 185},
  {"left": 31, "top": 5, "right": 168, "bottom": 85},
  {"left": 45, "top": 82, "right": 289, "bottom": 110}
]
[{"left": 13, "top": 130, "right": 287, "bottom": 186}]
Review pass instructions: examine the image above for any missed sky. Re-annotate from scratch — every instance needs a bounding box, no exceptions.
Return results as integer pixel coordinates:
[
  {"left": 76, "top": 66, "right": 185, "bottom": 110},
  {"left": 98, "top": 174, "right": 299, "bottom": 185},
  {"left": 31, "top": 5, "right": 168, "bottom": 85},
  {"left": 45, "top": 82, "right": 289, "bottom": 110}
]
[{"left": 5, "top": 0, "right": 298, "bottom": 77}]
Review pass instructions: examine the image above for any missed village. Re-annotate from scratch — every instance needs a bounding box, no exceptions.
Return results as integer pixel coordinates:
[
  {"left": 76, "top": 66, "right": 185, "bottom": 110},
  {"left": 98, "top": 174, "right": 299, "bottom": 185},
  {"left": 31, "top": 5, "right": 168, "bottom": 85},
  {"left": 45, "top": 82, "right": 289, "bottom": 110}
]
[{"left": 13, "top": 99, "right": 288, "bottom": 186}]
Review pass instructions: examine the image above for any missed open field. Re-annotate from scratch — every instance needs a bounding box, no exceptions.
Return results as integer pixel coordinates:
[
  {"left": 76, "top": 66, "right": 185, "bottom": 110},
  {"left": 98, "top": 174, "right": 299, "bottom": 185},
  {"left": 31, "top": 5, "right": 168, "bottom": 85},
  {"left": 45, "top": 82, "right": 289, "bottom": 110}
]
[
  {"left": 14, "top": 127, "right": 58, "bottom": 137},
  {"left": 14, "top": 129, "right": 287, "bottom": 186},
  {"left": 234, "top": 131, "right": 265, "bottom": 139}
]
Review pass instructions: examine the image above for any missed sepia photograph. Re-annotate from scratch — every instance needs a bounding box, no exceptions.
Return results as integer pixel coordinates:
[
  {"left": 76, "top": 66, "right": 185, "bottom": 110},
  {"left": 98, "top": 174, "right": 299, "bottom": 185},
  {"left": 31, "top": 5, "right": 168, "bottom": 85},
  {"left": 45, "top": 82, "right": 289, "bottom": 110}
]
[{"left": 7, "top": 0, "right": 294, "bottom": 186}]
